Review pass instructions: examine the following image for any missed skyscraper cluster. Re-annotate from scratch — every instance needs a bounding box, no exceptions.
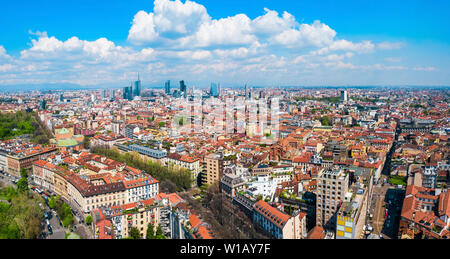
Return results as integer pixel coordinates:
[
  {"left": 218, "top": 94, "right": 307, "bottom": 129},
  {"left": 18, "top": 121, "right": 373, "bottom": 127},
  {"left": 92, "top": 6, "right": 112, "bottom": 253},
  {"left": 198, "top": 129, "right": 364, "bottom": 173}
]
[{"left": 123, "top": 74, "right": 142, "bottom": 101}]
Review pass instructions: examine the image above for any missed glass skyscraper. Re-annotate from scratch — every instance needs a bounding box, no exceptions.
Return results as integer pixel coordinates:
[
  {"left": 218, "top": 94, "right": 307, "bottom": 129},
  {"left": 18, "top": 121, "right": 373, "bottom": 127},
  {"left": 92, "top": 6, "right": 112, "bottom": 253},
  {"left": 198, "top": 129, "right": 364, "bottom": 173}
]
[
  {"left": 210, "top": 83, "right": 219, "bottom": 97},
  {"left": 110, "top": 89, "right": 116, "bottom": 101},
  {"left": 165, "top": 80, "right": 171, "bottom": 95},
  {"left": 179, "top": 80, "right": 187, "bottom": 98},
  {"left": 39, "top": 99, "right": 47, "bottom": 110},
  {"left": 123, "top": 86, "right": 133, "bottom": 101},
  {"left": 180, "top": 80, "right": 186, "bottom": 93},
  {"left": 133, "top": 73, "right": 141, "bottom": 97}
]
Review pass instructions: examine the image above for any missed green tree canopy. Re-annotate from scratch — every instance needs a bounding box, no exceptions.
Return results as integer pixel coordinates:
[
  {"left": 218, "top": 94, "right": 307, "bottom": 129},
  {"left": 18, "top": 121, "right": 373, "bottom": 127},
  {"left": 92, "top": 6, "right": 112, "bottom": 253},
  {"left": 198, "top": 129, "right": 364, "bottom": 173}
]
[
  {"left": 20, "top": 168, "right": 28, "bottom": 178},
  {"left": 155, "top": 224, "right": 166, "bottom": 239},
  {"left": 16, "top": 178, "right": 29, "bottom": 194},
  {"left": 85, "top": 215, "right": 92, "bottom": 225},
  {"left": 128, "top": 227, "right": 142, "bottom": 239},
  {"left": 146, "top": 223, "right": 155, "bottom": 239}
]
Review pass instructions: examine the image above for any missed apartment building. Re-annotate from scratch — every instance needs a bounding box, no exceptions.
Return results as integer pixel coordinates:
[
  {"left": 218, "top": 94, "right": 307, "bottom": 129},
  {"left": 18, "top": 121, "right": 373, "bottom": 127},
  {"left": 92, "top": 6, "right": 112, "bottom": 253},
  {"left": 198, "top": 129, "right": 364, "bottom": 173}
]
[
  {"left": 336, "top": 189, "right": 369, "bottom": 239},
  {"left": 272, "top": 165, "right": 294, "bottom": 186},
  {"left": 4, "top": 144, "right": 57, "bottom": 176},
  {"left": 316, "top": 166, "right": 349, "bottom": 230},
  {"left": 203, "top": 153, "right": 224, "bottom": 185},
  {"left": 32, "top": 160, "right": 57, "bottom": 193},
  {"left": 68, "top": 175, "right": 126, "bottom": 214},
  {"left": 253, "top": 200, "right": 307, "bottom": 239},
  {"left": 92, "top": 198, "right": 161, "bottom": 239},
  {"left": 154, "top": 192, "right": 184, "bottom": 237},
  {"left": 399, "top": 185, "right": 450, "bottom": 239},
  {"left": 220, "top": 172, "right": 247, "bottom": 199},
  {"left": 124, "top": 176, "right": 160, "bottom": 203},
  {"left": 32, "top": 153, "right": 159, "bottom": 216},
  {"left": 164, "top": 153, "right": 201, "bottom": 184}
]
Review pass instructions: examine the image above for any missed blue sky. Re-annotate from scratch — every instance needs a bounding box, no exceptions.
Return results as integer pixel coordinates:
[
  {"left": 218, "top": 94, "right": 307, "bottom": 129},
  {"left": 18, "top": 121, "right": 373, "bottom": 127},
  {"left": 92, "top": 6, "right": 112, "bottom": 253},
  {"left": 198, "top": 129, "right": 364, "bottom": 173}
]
[{"left": 0, "top": 0, "right": 449, "bottom": 87}]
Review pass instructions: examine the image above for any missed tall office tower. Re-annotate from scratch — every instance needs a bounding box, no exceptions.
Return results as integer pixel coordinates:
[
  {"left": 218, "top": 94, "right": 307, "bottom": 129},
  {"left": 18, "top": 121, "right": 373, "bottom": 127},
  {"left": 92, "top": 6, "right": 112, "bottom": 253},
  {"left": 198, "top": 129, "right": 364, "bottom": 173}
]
[
  {"left": 180, "top": 80, "right": 186, "bottom": 93},
  {"left": 245, "top": 84, "right": 250, "bottom": 99},
  {"left": 340, "top": 90, "right": 348, "bottom": 102},
  {"left": 122, "top": 87, "right": 127, "bottom": 100},
  {"left": 210, "top": 83, "right": 219, "bottom": 97},
  {"left": 218, "top": 83, "right": 221, "bottom": 97},
  {"left": 123, "top": 85, "right": 133, "bottom": 101},
  {"left": 59, "top": 93, "right": 64, "bottom": 102},
  {"left": 133, "top": 73, "right": 142, "bottom": 97},
  {"left": 316, "top": 167, "right": 349, "bottom": 231},
  {"left": 39, "top": 99, "right": 47, "bottom": 110},
  {"left": 110, "top": 89, "right": 116, "bottom": 101},
  {"left": 165, "top": 80, "right": 171, "bottom": 95},
  {"left": 179, "top": 80, "right": 187, "bottom": 98},
  {"left": 91, "top": 94, "right": 96, "bottom": 103}
]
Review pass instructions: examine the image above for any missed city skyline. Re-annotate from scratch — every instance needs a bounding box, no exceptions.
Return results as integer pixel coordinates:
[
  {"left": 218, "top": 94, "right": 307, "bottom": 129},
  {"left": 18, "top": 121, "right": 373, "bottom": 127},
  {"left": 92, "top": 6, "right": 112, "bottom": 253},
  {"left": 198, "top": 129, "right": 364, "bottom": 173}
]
[{"left": 0, "top": 0, "right": 449, "bottom": 88}]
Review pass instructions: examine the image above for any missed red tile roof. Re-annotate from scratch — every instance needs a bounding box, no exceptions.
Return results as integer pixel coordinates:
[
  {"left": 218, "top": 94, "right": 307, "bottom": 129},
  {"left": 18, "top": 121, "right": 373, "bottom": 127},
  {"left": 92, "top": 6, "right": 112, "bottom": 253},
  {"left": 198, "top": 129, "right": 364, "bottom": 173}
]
[
  {"left": 253, "top": 200, "right": 290, "bottom": 229},
  {"left": 307, "top": 226, "right": 326, "bottom": 239}
]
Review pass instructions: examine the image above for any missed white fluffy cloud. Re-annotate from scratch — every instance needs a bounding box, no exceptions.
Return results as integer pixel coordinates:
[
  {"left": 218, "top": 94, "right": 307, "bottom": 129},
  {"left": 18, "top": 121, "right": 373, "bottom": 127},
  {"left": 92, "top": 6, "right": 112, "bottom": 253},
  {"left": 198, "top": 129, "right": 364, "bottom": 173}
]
[
  {"left": 271, "top": 21, "right": 336, "bottom": 48},
  {"left": 128, "top": 1, "right": 337, "bottom": 49},
  {"left": 128, "top": 11, "right": 159, "bottom": 43},
  {"left": 21, "top": 35, "right": 155, "bottom": 64},
  {"left": 213, "top": 42, "right": 265, "bottom": 59},
  {"left": 312, "top": 40, "right": 375, "bottom": 55},
  {"left": 252, "top": 8, "right": 297, "bottom": 37},
  {"left": 128, "top": 0, "right": 210, "bottom": 44},
  {"left": 157, "top": 49, "right": 212, "bottom": 60},
  {"left": 0, "top": 46, "right": 10, "bottom": 59},
  {"left": 413, "top": 66, "right": 436, "bottom": 71},
  {"left": 377, "top": 41, "right": 404, "bottom": 50},
  {"left": 181, "top": 14, "right": 257, "bottom": 48},
  {"left": 0, "top": 64, "right": 15, "bottom": 72},
  {"left": 0, "top": 0, "right": 439, "bottom": 86}
]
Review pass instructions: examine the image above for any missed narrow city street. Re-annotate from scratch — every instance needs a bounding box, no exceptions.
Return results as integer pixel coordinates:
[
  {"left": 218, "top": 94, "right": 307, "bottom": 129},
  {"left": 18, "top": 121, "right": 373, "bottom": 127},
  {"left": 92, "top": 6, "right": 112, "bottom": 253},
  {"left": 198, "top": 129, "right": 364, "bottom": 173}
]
[
  {"left": 0, "top": 171, "right": 19, "bottom": 188},
  {"left": 372, "top": 182, "right": 389, "bottom": 236},
  {"left": 73, "top": 213, "right": 93, "bottom": 239},
  {"left": 47, "top": 209, "right": 66, "bottom": 239},
  {"left": 368, "top": 125, "right": 401, "bottom": 239}
]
